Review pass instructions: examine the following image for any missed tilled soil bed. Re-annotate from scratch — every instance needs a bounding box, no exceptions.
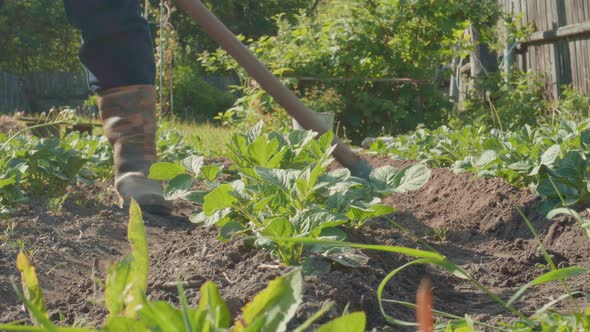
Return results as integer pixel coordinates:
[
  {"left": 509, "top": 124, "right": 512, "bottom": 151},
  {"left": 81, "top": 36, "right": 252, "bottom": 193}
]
[{"left": 1, "top": 155, "right": 589, "bottom": 330}]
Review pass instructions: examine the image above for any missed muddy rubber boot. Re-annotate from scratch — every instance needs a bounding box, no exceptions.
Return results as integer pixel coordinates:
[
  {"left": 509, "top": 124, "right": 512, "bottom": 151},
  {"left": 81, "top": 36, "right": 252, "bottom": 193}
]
[{"left": 98, "top": 85, "right": 172, "bottom": 216}]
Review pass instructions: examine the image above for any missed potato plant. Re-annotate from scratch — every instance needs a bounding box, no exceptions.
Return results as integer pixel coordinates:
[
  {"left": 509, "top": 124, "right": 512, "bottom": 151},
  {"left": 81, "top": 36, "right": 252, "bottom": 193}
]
[
  {"left": 372, "top": 120, "right": 590, "bottom": 216},
  {"left": 0, "top": 125, "right": 201, "bottom": 219},
  {"left": 150, "top": 122, "right": 431, "bottom": 266},
  {"left": 0, "top": 134, "right": 91, "bottom": 216}
]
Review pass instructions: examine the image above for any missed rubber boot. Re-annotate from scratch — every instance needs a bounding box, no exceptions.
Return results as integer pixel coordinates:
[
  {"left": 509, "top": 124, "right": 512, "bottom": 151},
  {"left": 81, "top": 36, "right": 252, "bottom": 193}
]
[{"left": 98, "top": 85, "right": 172, "bottom": 216}]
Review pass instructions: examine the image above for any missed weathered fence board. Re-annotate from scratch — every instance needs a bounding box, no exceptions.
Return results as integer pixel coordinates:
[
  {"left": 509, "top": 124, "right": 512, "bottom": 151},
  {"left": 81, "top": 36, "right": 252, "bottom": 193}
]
[
  {"left": 23, "top": 72, "right": 89, "bottom": 113},
  {"left": 23, "top": 72, "right": 89, "bottom": 99},
  {"left": 0, "top": 71, "right": 89, "bottom": 114},
  {"left": 0, "top": 72, "right": 28, "bottom": 113},
  {"left": 501, "top": 0, "right": 590, "bottom": 99}
]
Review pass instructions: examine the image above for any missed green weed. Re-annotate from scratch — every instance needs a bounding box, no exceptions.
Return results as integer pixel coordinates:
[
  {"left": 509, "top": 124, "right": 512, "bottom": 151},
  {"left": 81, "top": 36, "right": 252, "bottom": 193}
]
[{"left": 1, "top": 200, "right": 367, "bottom": 332}]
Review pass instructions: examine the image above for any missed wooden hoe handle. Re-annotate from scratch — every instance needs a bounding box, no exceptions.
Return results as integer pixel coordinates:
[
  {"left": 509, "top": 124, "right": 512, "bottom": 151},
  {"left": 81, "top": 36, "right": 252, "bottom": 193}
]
[{"left": 175, "top": 0, "right": 370, "bottom": 177}]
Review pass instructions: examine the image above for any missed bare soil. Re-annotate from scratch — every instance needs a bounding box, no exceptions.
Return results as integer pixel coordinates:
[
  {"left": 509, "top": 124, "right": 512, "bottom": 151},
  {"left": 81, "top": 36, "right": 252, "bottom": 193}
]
[{"left": 1, "top": 155, "right": 589, "bottom": 330}]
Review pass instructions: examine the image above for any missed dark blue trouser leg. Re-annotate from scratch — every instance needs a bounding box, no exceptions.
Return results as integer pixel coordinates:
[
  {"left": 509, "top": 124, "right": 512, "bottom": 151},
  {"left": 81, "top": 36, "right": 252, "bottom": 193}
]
[{"left": 63, "top": 0, "right": 155, "bottom": 93}]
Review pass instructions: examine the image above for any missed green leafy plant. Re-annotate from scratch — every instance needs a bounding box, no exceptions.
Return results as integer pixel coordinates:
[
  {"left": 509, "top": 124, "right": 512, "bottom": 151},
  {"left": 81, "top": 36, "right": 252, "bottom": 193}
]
[
  {"left": 1, "top": 200, "right": 367, "bottom": 332},
  {"left": 8, "top": 138, "right": 89, "bottom": 196},
  {"left": 534, "top": 151, "right": 590, "bottom": 214},
  {"left": 212, "top": 82, "right": 293, "bottom": 131},
  {"left": 554, "top": 85, "right": 590, "bottom": 123},
  {"left": 60, "top": 132, "right": 113, "bottom": 180},
  {"left": 282, "top": 210, "right": 590, "bottom": 331},
  {"left": 371, "top": 120, "right": 590, "bottom": 215},
  {"left": 0, "top": 122, "right": 214, "bottom": 218},
  {"left": 457, "top": 70, "right": 548, "bottom": 130},
  {"left": 156, "top": 129, "right": 199, "bottom": 163},
  {"left": 150, "top": 123, "right": 431, "bottom": 266}
]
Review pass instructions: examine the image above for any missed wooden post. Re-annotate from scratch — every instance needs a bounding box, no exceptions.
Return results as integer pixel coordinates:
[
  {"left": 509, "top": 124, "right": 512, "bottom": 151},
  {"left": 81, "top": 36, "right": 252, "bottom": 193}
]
[
  {"left": 416, "top": 95, "right": 425, "bottom": 124},
  {"left": 469, "top": 25, "right": 484, "bottom": 98},
  {"left": 449, "top": 57, "right": 460, "bottom": 101}
]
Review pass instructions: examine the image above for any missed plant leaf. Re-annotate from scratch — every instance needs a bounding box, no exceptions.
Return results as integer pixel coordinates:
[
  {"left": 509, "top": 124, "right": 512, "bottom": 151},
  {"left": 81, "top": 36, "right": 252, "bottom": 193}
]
[
  {"left": 201, "top": 165, "right": 221, "bottom": 182},
  {"left": 507, "top": 267, "right": 590, "bottom": 306},
  {"left": 392, "top": 164, "right": 431, "bottom": 193},
  {"left": 218, "top": 221, "right": 246, "bottom": 241},
  {"left": 540, "top": 145, "right": 560, "bottom": 166},
  {"left": 203, "top": 184, "right": 239, "bottom": 215},
  {"left": 190, "top": 208, "right": 232, "bottom": 227},
  {"left": 181, "top": 156, "right": 205, "bottom": 175},
  {"left": 232, "top": 268, "right": 303, "bottom": 332},
  {"left": 105, "top": 256, "right": 133, "bottom": 316},
  {"left": 0, "top": 176, "right": 16, "bottom": 189},
  {"left": 553, "top": 151, "right": 587, "bottom": 181},
  {"left": 255, "top": 167, "right": 300, "bottom": 193},
  {"left": 149, "top": 162, "right": 186, "bottom": 181},
  {"left": 369, "top": 165, "right": 398, "bottom": 194},
  {"left": 164, "top": 174, "right": 195, "bottom": 200},
  {"left": 546, "top": 207, "right": 583, "bottom": 221},
  {"left": 269, "top": 238, "right": 443, "bottom": 259},
  {"left": 301, "top": 256, "right": 332, "bottom": 276},
  {"left": 261, "top": 219, "right": 294, "bottom": 238},
  {"left": 199, "top": 281, "right": 231, "bottom": 328},
  {"left": 126, "top": 200, "right": 149, "bottom": 316},
  {"left": 138, "top": 301, "right": 185, "bottom": 331},
  {"left": 16, "top": 251, "right": 48, "bottom": 326},
  {"left": 315, "top": 312, "right": 366, "bottom": 332},
  {"left": 475, "top": 150, "right": 497, "bottom": 167},
  {"left": 323, "top": 247, "right": 370, "bottom": 268},
  {"left": 248, "top": 136, "right": 280, "bottom": 166},
  {"left": 293, "top": 210, "right": 348, "bottom": 237},
  {"left": 182, "top": 190, "right": 209, "bottom": 205},
  {"left": 104, "top": 316, "right": 148, "bottom": 331}
]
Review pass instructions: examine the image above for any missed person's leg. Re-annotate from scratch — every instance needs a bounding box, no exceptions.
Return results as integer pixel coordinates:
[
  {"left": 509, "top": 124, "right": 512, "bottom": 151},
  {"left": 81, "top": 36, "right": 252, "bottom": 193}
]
[
  {"left": 64, "top": 0, "right": 171, "bottom": 215},
  {"left": 63, "top": 0, "right": 155, "bottom": 92}
]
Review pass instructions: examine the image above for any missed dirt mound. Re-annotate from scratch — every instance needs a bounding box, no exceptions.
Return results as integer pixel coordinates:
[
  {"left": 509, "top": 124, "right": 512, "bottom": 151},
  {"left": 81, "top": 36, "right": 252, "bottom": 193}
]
[{"left": 1, "top": 155, "right": 589, "bottom": 330}]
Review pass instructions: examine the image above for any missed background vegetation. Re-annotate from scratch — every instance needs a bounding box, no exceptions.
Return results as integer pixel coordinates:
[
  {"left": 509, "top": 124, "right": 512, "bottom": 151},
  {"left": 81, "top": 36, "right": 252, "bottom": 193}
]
[{"left": 2, "top": 0, "right": 585, "bottom": 143}]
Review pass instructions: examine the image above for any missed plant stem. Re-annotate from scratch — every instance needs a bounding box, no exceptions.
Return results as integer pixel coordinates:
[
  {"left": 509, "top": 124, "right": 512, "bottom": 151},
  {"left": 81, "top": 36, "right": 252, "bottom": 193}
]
[
  {"left": 384, "top": 216, "right": 528, "bottom": 320},
  {"left": 0, "top": 121, "right": 65, "bottom": 153},
  {"left": 516, "top": 206, "right": 581, "bottom": 313}
]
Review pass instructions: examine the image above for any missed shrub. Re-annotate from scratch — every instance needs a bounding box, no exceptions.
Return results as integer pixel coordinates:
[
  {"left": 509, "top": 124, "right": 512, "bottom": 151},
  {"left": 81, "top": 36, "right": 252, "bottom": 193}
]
[
  {"left": 453, "top": 70, "right": 548, "bottom": 129},
  {"left": 200, "top": 0, "right": 500, "bottom": 143},
  {"left": 554, "top": 84, "right": 590, "bottom": 122},
  {"left": 172, "top": 65, "right": 235, "bottom": 122}
]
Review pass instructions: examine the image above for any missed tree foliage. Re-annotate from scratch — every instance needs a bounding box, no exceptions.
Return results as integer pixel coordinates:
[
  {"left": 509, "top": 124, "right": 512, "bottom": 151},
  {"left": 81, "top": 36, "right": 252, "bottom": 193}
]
[
  {"left": 0, "top": 0, "right": 310, "bottom": 74},
  {"left": 0, "top": 0, "right": 81, "bottom": 74},
  {"left": 167, "top": 0, "right": 313, "bottom": 58},
  {"left": 201, "top": 0, "right": 501, "bottom": 141}
]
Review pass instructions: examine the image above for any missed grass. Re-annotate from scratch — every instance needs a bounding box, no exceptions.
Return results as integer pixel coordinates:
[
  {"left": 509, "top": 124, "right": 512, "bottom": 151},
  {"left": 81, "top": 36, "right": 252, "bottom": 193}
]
[
  {"left": 9, "top": 110, "right": 232, "bottom": 158},
  {"left": 79, "top": 116, "right": 232, "bottom": 157},
  {"left": 158, "top": 118, "right": 232, "bottom": 157}
]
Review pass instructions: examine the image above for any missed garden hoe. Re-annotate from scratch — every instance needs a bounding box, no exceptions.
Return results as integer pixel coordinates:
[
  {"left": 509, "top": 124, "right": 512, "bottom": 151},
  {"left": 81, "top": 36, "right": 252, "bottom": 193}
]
[{"left": 175, "top": 0, "right": 373, "bottom": 179}]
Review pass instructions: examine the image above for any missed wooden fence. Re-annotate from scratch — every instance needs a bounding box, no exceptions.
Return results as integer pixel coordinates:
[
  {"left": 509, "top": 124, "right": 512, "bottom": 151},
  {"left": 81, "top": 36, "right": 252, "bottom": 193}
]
[
  {"left": 0, "top": 71, "right": 239, "bottom": 115},
  {"left": 0, "top": 71, "right": 89, "bottom": 114},
  {"left": 0, "top": 72, "right": 28, "bottom": 113},
  {"left": 500, "top": 0, "right": 590, "bottom": 99}
]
